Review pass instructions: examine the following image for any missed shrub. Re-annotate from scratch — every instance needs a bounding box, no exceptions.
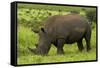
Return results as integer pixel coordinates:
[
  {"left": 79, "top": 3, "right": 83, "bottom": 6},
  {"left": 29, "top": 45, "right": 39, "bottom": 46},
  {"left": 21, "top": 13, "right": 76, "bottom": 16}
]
[{"left": 85, "top": 8, "right": 96, "bottom": 23}]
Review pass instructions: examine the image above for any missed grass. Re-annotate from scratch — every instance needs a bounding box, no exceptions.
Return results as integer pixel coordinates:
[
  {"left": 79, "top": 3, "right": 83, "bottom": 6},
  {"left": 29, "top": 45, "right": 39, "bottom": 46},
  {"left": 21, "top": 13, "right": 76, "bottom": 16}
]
[
  {"left": 17, "top": 25, "right": 97, "bottom": 65},
  {"left": 17, "top": 4, "right": 97, "bottom": 65}
]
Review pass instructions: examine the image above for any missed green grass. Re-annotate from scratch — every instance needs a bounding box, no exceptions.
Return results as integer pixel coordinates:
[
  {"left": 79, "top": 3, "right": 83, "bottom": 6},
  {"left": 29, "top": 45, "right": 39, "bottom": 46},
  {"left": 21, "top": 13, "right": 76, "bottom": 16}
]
[
  {"left": 17, "top": 3, "right": 97, "bottom": 65},
  {"left": 17, "top": 26, "right": 97, "bottom": 65},
  {"left": 17, "top": 26, "right": 39, "bottom": 57}
]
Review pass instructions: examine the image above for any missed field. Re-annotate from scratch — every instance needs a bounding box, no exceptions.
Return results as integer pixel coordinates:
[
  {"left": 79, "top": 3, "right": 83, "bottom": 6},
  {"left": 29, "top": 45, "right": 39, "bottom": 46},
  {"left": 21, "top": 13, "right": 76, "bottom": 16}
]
[{"left": 17, "top": 3, "right": 97, "bottom": 65}]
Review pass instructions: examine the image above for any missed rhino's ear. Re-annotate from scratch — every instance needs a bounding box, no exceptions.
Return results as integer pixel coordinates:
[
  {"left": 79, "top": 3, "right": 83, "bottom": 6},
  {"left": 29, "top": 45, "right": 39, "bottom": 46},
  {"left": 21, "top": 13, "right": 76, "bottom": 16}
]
[
  {"left": 41, "top": 28, "right": 46, "bottom": 33},
  {"left": 35, "top": 44, "right": 38, "bottom": 48}
]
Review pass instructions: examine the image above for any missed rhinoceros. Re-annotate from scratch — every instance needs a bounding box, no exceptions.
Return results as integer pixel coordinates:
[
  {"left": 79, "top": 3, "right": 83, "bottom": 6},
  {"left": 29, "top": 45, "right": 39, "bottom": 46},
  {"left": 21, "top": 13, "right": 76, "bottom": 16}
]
[{"left": 28, "top": 14, "right": 91, "bottom": 55}]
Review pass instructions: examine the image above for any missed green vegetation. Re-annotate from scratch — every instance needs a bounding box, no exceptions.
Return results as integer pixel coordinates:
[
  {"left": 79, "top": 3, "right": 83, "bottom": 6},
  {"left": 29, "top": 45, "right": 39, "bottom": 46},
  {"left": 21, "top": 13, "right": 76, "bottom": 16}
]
[
  {"left": 17, "top": 3, "right": 97, "bottom": 65},
  {"left": 85, "top": 8, "right": 97, "bottom": 23}
]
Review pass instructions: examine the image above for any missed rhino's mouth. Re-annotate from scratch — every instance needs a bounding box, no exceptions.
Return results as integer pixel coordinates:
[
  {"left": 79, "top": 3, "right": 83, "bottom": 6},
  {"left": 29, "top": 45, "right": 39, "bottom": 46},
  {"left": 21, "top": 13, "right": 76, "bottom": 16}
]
[{"left": 28, "top": 47, "right": 47, "bottom": 55}]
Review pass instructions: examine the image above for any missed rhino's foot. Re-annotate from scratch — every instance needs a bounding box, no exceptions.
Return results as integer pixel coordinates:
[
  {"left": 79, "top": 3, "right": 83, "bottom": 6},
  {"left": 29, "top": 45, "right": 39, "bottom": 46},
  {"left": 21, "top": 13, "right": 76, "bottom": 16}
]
[
  {"left": 79, "top": 47, "right": 84, "bottom": 52},
  {"left": 87, "top": 47, "right": 91, "bottom": 52},
  {"left": 57, "top": 51, "right": 64, "bottom": 55}
]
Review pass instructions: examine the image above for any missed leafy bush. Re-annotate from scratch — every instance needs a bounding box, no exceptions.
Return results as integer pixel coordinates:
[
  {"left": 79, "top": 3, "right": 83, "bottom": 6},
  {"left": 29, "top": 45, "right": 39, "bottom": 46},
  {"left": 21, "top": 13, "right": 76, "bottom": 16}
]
[
  {"left": 17, "top": 9, "right": 65, "bottom": 30},
  {"left": 85, "top": 8, "right": 96, "bottom": 23}
]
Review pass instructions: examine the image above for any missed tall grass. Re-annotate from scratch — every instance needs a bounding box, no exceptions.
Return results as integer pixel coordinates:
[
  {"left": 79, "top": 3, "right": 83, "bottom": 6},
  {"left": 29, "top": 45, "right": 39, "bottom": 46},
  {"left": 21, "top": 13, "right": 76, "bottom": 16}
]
[
  {"left": 17, "top": 25, "right": 97, "bottom": 65},
  {"left": 17, "top": 26, "right": 38, "bottom": 57}
]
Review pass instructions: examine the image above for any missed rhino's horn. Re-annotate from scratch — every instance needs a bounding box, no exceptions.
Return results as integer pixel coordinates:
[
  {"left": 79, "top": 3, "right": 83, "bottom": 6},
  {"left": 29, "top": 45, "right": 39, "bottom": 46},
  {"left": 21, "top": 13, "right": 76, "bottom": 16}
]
[{"left": 28, "top": 47, "right": 37, "bottom": 54}]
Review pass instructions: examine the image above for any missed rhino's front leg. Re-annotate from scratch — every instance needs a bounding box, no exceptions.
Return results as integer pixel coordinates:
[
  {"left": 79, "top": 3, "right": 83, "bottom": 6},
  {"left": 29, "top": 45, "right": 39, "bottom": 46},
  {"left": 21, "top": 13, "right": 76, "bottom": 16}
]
[
  {"left": 57, "top": 39, "right": 65, "bottom": 55},
  {"left": 77, "top": 39, "right": 84, "bottom": 52}
]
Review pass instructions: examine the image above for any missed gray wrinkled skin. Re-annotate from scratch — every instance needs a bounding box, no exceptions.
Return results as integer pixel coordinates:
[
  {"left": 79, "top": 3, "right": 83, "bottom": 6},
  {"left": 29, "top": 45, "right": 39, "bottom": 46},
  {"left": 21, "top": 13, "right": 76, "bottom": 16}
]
[{"left": 28, "top": 14, "right": 91, "bottom": 55}]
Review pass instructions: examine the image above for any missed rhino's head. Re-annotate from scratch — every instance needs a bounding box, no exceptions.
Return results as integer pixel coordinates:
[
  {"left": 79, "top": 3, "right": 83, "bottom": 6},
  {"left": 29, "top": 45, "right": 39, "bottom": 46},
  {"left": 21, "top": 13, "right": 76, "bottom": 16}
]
[{"left": 28, "top": 28, "right": 51, "bottom": 55}]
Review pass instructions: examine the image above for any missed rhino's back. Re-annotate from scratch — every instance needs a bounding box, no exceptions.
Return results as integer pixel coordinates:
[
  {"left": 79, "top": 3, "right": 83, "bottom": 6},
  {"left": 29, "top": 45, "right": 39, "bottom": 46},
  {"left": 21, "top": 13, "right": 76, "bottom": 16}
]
[{"left": 44, "top": 14, "right": 90, "bottom": 40}]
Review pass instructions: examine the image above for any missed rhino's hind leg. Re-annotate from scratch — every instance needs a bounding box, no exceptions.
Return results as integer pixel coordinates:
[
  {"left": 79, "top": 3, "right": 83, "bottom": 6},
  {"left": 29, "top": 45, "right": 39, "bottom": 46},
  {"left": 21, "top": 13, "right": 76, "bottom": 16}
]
[
  {"left": 85, "top": 29, "right": 91, "bottom": 52},
  {"left": 57, "top": 39, "right": 65, "bottom": 55},
  {"left": 85, "top": 39, "right": 91, "bottom": 52},
  {"left": 77, "top": 39, "right": 84, "bottom": 52}
]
